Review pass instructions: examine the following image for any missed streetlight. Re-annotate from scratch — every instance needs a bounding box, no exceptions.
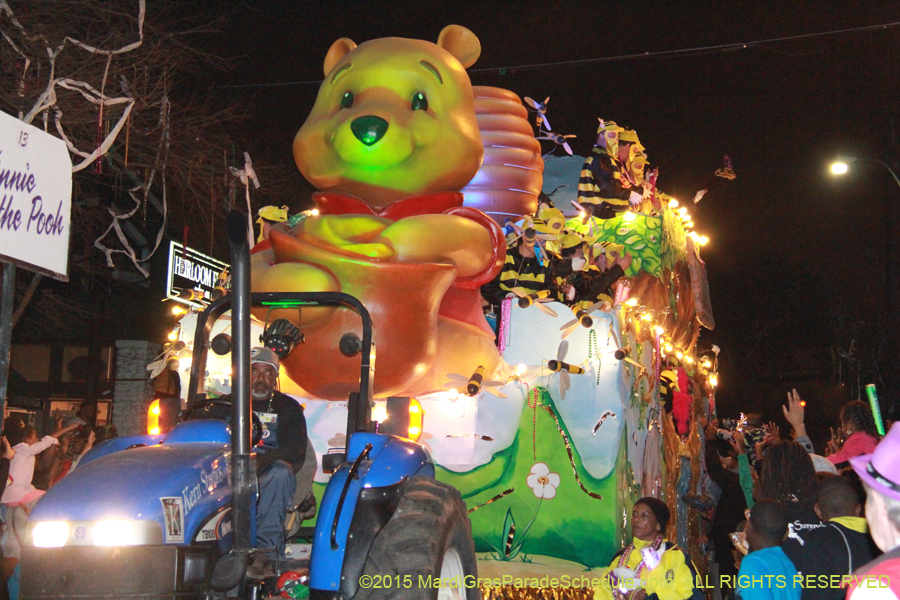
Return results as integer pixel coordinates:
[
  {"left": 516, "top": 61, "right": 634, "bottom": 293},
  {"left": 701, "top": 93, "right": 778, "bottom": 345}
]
[
  {"left": 830, "top": 155, "right": 900, "bottom": 189},
  {"left": 830, "top": 153, "right": 900, "bottom": 420}
]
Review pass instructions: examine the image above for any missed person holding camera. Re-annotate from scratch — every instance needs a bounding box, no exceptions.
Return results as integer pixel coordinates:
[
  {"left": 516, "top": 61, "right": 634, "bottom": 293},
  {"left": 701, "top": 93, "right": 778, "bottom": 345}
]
[{"left": 705, "top": 420, "right": 749, "bottom": 596}]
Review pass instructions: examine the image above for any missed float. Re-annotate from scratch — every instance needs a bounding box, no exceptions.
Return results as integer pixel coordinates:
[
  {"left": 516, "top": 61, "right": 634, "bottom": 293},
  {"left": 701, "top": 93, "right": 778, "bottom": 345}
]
[{"left": 167, "top": 24, "right": 719, "bottom": 598}]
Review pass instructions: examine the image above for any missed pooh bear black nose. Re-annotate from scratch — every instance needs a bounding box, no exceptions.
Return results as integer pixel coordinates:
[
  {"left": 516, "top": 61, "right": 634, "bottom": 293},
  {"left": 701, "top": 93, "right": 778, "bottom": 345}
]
[{"left": 350, "top": 116, "right": 389, "bottom": 146}]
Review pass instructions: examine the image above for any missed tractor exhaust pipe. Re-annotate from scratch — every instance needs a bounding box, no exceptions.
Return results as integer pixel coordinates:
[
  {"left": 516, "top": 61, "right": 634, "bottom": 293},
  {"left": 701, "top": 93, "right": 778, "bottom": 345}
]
[
  {"left": 227, "top": 209, "right": 253, "bottom": 552},
  {"left": 211, "top": 210, "right": 253, "bottom": 589}
]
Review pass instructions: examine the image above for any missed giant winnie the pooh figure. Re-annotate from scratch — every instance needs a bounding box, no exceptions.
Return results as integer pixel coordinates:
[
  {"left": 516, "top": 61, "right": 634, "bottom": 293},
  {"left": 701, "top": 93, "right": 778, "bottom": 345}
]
[{"left": 251, "top": 25, "right": 523, "bottom": 400}]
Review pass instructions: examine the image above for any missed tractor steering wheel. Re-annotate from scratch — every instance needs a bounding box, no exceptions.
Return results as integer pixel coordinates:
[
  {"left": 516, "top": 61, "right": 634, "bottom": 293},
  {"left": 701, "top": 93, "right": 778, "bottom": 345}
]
[{"left": 182, "top": 398, "right": 264, "bottom": 447}]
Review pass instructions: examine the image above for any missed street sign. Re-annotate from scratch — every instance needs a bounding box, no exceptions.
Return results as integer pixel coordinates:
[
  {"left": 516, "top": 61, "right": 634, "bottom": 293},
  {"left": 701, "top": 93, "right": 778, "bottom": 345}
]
[{"left": 0, "top": 110, "right": 72, "bottom": 281}]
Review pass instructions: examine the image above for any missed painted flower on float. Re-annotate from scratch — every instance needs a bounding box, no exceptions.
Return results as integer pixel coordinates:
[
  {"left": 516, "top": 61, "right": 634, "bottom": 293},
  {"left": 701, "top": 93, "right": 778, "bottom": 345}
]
[{"left": 526, "top": 462, "right": 560, "bottom": 499}]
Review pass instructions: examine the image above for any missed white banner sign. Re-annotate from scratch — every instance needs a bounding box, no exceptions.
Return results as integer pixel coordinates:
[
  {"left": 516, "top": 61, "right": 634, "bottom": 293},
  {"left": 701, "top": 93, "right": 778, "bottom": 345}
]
[{"left": 0, "top": 110, "right": 72, "bottom": 280}]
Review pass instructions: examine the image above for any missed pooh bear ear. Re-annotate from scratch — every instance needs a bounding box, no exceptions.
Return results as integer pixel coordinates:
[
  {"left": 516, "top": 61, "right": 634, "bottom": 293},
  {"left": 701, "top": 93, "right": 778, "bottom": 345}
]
[
  {"left": 437, "top": 25, "right": 481, "bottom": 69},
  {"left": 323, "top": 38, "right": 357, "bottom": 76}
]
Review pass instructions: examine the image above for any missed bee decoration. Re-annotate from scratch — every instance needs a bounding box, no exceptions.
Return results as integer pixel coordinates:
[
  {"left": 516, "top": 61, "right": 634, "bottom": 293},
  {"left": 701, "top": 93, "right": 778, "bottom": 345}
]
[
  {"left": 547, "top": 340, "right": 585, "bottom": 400},
  {"left": 524, "top": 96, "right": 551, "bottom": 131},
  {"left": 444, "top": 366, "right": 507, "bottom": 398},
  {"left": 511, "top": 288, "right": 558, "bottom": 318},
  {"left": 536, "top": 129, "right": 576, "bottom": 156},
  {"left": 609, "top": 328, "right": 646, "bottom": 373},
  {"left": 559, "top": 300, "right": 609, "bottom": 339}
]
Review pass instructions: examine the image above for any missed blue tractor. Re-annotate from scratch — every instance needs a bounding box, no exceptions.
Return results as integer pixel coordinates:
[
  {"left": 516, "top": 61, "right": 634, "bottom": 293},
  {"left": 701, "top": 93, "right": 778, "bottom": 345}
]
[{"left": 19, "top": 212, "right": 479, "bottom": 600}]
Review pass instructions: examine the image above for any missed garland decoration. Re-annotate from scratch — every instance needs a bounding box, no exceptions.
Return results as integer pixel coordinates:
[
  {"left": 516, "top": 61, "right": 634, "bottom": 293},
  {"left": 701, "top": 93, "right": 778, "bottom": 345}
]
[
  {"left": 527, "top": 386, "right": 539, "bottom": 461},
  {"left": 535, "top": 389, "right": 603, "bottom": 500},
  {"left": 499, "top": 296, "right": 513, "bottom": 354},
  {"left": 587, "top": 328, "right": 602, "bottom": 384},
  {"left": 466, "top": 487, "right": 515, "bottom": 514}
]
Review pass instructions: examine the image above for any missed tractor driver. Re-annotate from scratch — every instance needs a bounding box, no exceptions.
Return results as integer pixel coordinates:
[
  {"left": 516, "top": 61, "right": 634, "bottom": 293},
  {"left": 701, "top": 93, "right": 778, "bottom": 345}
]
[{"left": 236, "top": 347, "right": 308, "bottom": 571}]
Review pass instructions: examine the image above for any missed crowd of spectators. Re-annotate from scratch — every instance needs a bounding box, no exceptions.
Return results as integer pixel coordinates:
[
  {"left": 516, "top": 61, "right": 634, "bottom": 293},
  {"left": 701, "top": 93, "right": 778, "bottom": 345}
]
[
  {"left": 596, "top": 389, "right": 897, "bottom": 600},
  {"left": 0, "top": 401, "right": 115, "bottom": 599}
]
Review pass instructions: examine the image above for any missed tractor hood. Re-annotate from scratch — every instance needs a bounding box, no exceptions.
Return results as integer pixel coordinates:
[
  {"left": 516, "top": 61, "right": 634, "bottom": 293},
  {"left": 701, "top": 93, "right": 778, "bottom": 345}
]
[{"left": 30, "top": 442, "right": 231, "bottom": 545}]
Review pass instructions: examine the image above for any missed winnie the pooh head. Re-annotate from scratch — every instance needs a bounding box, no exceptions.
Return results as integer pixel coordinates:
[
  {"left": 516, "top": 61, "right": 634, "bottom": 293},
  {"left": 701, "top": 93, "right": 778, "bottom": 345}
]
[{"left": 293, "top": 25, "right": 484, "bottom": 209}]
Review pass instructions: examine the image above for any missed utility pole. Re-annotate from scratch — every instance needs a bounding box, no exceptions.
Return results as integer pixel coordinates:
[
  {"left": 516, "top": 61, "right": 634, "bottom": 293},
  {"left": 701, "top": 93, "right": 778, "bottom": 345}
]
[{"left": 0, "top": 262, "right": 16, "bottom": 423}]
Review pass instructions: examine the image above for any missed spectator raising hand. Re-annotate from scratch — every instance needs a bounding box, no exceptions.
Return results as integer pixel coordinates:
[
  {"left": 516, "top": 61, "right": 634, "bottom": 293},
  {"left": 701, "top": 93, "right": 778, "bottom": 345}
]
[
  {"left": 2, "top": 436, "right": 14, "bottom": 460},
  {"left": 0, "top": 436, "right": 13, "bottom": 501},
  {"left": 763, "top": 422, "right": 780, "bottom": 444},
  {"left": 783, "top": 389, "right": 815, "bottom": 454},
  {"left": 782, "top": 389, "right": 806, "bottom": 439},
  {"left": 826, "top": 427, "right": 842, "bottom": 456}
]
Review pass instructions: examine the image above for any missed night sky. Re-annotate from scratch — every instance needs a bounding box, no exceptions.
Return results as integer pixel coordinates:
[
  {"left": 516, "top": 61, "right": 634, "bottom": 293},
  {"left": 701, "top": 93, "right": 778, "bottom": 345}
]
[{"left": 213, "top": 2, "right": 900, "bottom": 445}]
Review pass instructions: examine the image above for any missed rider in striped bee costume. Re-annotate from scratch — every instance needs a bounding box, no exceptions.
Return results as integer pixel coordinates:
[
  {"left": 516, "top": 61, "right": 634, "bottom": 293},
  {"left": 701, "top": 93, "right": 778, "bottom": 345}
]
[{"left": 577, "top": 121, "right": 649, "bottom": 219}]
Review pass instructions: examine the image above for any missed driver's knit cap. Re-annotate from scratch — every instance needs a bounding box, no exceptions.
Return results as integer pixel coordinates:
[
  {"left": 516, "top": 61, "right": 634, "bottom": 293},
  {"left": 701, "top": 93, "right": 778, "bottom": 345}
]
[{"left": 250, "top": 347, "right": 280, "bottom": 371}]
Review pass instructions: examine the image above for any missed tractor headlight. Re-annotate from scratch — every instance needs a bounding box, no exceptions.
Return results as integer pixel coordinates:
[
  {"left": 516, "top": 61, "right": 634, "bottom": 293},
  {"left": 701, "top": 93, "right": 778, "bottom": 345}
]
[
  {"left": 92, "top": 520, "right": 135, "bottom": 546},
  {"left": 33, "top": 522, "right": 69, "bottom": 548}
]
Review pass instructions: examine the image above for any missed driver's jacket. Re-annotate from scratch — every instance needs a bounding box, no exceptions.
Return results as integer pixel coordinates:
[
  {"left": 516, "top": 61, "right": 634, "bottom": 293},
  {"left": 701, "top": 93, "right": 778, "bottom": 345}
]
[{"left": 250, "top": 390, "right": 307, "bottom": 473}]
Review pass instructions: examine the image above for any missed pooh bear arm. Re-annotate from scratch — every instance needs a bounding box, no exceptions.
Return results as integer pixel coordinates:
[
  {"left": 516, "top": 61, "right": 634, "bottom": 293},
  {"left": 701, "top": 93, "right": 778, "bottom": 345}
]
[
  {"left": 375, "top": 213, "right": 493, "bottom": 278},
  {"left": 300, "top": 213, "right": 395, "bottom": 259}
]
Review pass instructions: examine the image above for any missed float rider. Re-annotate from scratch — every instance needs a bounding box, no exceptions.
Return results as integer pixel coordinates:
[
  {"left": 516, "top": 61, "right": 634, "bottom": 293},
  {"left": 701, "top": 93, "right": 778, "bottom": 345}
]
[
  {"left": 577, "top": 121, "right": 649, "bottom": 219},
  {"left": 219, "top": 347, "right": 308, "bottom": 574}
]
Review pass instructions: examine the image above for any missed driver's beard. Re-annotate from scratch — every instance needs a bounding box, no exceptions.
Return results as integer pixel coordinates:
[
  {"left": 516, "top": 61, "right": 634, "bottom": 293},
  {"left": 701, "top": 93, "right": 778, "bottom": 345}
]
[{"left": 251, "top": 387, "right": 272, "bottom": 401}]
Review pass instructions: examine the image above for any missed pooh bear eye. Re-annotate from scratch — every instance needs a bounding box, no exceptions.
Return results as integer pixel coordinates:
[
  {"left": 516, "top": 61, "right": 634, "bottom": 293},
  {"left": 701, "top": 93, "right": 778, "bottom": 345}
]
[
  {"left": 340, "top": 91, "right": 354, "bottom": 109},
  {"left": 411, "top": 92, "right": 428, "bottom": 112}
]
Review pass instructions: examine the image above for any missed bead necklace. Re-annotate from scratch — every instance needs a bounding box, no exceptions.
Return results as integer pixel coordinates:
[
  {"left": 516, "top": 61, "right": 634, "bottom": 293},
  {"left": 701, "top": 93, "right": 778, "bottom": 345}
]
[
  {"left": 617, "top": 533, "right": 664, "bottom": 578},
  {"left": 587, "top": 329, "right": 602, "bottom": 384}
]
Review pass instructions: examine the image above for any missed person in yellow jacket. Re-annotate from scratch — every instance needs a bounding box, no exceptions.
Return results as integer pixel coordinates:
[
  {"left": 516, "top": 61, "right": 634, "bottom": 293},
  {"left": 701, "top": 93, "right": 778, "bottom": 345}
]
[{"left": 596, "top": 497, "right": 701, "bottom": 600}]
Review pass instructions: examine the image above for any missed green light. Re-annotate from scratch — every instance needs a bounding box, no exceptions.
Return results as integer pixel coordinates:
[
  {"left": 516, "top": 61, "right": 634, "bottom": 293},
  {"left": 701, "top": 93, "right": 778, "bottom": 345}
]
[
  {"left": 261, "top": 300, "right": 319, "bottom": 308},
  {"left": 865, "top": 384, "right": 886, "bottom": 436},
  {"left": 350, "top": 116, "right": 388, "bottom": 146}
]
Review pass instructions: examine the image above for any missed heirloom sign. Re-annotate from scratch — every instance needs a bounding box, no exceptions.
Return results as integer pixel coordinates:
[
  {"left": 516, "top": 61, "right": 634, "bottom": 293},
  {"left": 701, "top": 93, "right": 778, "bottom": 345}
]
[
  {"left": 166, "top": 241, "right": 229, "bottom": 308},
  {"left": 0, "top": 111, "right": 72, "bottom": 280}
]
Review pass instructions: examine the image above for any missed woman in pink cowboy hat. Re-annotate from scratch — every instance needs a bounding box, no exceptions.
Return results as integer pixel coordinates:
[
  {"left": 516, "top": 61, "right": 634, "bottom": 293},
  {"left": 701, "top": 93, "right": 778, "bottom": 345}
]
[{"left": 847, "top": 422, "right": 900, "bottom": 600}]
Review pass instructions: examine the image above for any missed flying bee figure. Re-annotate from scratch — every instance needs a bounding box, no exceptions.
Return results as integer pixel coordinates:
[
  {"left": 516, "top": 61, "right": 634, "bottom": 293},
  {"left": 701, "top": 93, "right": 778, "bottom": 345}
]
[
  {"left": 210, "top": 268, "right": 231, "bottom": 300},
  {"left": 536, "top": 130, "right": 576, "bottom": 156},
  {"left": 609, "top": 329, "right": 646, "bottom": 372},
  {"left": 547, "top": 340, "right": 585, "bottom": 400},
  {"left": 146, "top": 340, "right": 189, "bottom": 380},
  {"left": 524, "top": 96, "right": 551, "bottom": 131},
  {"left": 511, "top": 288, "right": 558, "bottom": 318},
  {"left": 559, "top": 300, "right": 609, "bottom": 339},
  {"left": 444, "top": 365, "right": 507, "bottom": 398}
]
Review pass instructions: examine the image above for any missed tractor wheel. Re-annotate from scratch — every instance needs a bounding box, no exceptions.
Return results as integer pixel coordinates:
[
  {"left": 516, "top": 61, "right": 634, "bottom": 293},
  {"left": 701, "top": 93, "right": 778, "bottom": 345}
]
[{"left": 355, "top": 475, "right": 479, "bottom": 600}]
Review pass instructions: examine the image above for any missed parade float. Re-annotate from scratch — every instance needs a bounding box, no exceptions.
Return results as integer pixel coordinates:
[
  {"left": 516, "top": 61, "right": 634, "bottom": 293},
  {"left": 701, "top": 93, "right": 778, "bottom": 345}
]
[{"left": 166, "top": 24, "right": 718, "bottom": 598}]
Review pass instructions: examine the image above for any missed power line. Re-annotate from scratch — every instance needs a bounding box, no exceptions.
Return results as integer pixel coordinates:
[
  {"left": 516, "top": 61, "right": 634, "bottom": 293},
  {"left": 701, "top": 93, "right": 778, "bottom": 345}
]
[{"left": 216, "top": 19, "right": 900, "bottom": 90}]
